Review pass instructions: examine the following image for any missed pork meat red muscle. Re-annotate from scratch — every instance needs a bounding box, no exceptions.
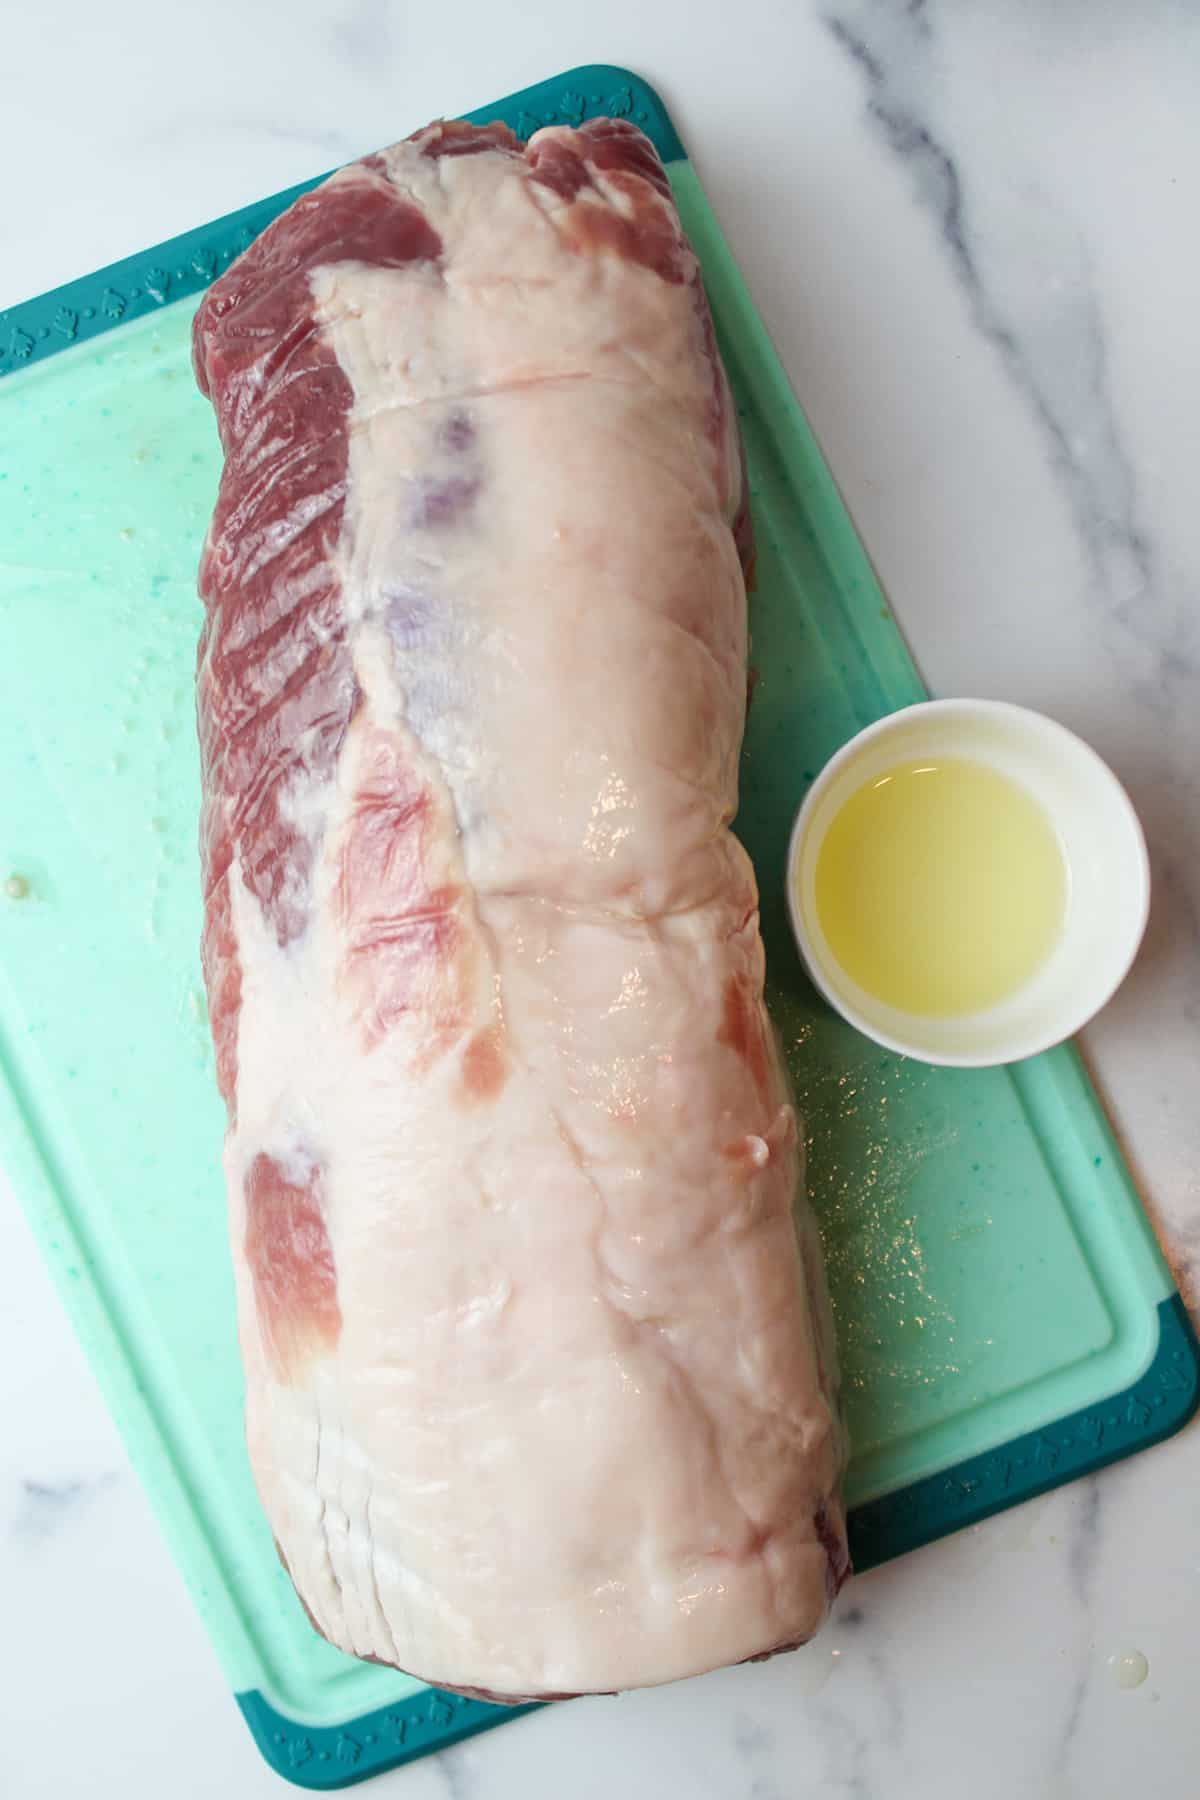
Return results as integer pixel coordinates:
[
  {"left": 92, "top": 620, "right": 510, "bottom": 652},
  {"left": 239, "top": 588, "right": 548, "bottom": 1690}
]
[{"left": 193, "top": 116, "right": 848, "bottom": 1700}]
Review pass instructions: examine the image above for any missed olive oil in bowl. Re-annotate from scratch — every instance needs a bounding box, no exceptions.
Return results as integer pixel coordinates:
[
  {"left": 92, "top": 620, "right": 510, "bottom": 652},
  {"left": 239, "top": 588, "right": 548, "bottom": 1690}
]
[
  {"left": 813, "top": 757, "right": 1068, "bottom": 1018},
  {"left": 787, "top": 700, "right": 1149, "bottom": 1067}
]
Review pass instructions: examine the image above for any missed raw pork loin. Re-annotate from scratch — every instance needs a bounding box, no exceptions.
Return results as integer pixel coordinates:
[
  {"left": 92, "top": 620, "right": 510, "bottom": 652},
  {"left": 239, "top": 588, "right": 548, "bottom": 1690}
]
[{"left": 193, "top": 115, "right": 848, "bottom": 1701}]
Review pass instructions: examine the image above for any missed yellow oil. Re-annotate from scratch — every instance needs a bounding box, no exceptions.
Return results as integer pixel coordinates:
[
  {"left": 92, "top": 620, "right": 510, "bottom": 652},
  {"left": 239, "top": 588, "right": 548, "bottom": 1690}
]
[{"left": 812, "top": 756, "right": 1067, "bottom": 1017}]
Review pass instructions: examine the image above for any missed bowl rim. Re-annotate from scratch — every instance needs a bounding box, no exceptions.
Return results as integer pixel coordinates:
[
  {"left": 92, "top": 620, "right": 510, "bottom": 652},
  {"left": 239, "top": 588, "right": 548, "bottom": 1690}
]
[{"left": 784, "top": 698, "right": 1152, "bottom": 1067}]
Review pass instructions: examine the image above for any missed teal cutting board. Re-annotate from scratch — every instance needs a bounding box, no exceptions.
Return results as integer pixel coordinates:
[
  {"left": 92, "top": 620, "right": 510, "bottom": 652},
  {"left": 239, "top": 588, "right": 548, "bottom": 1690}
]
[{"left": 0, "top": 66, "right": 1195, "bottom": 1792}]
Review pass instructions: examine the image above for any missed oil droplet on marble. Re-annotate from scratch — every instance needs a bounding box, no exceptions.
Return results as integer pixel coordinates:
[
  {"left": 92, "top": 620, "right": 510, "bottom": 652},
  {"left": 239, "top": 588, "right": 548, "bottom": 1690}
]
[
  {"left": 789, "top": 1640, "right": 843, "bottom": 1696},
  {"left": 1107, "top": 1649, "right": 1149, "bottom": 1690}
]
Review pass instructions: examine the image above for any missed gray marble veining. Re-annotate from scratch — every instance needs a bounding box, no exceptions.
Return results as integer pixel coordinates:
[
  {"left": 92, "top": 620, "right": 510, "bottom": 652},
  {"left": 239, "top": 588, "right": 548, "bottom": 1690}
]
[
  {"left": 826, "top": 2, "right": 1160, "bottom": 622},
  {"left": 14, "top": 1476, "right": 93, "bottom": 1543}
]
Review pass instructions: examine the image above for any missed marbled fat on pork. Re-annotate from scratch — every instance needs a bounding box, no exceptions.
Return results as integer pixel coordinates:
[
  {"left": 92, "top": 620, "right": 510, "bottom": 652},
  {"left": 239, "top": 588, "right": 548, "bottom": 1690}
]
[{"left": 193, "top": 116, "right": 848, "bottom": 1700}]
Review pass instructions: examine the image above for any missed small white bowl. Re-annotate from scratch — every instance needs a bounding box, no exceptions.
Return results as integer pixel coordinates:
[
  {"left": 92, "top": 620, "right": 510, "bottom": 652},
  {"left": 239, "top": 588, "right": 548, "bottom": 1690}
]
[{"left": 786, "top": 699, "right": 1150, "bottom": 1067}]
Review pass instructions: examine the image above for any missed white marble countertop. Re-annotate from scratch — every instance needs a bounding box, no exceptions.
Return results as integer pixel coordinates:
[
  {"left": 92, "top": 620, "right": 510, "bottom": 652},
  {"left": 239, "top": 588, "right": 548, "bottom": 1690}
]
[{"left": 2, "top": 3, "right": 1198, "bottom": 1796}]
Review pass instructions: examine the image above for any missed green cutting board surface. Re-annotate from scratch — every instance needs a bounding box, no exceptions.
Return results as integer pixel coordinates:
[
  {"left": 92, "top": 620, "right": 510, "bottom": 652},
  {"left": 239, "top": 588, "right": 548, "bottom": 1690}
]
[{"left": 0, "top": 63, "right": 1192, "bottom": 1791}]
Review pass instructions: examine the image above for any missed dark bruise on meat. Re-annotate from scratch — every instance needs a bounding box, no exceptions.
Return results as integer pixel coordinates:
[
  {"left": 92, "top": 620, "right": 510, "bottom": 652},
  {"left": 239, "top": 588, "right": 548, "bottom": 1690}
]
[{"left": 244, "top": 1151, "right": 342, "bottom": 1382}]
